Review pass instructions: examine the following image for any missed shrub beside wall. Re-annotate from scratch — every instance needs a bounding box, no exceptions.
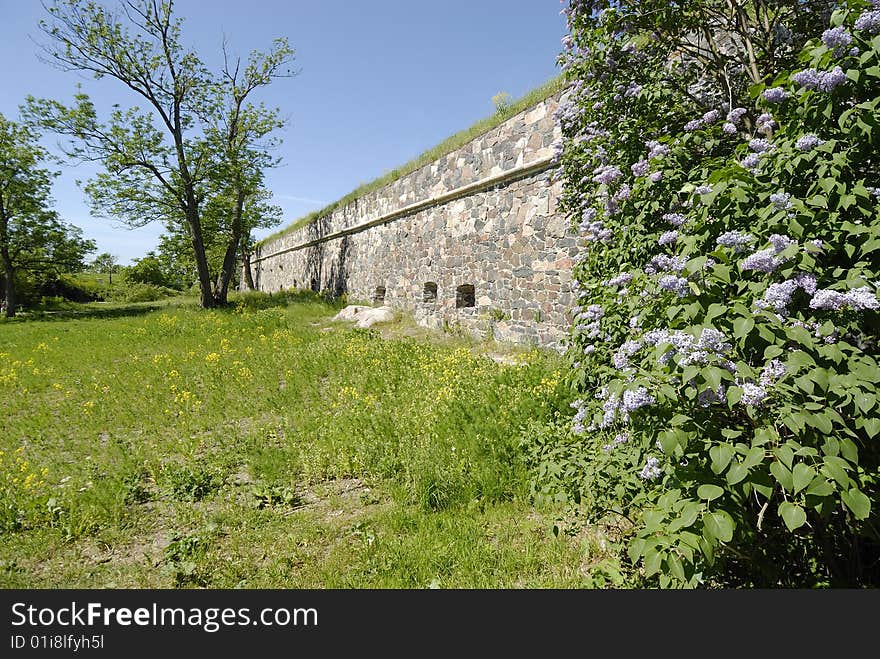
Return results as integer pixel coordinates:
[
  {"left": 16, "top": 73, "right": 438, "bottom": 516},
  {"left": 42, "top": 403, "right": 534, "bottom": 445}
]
[{"left": 534, "top": 1, "right": 880, "bottom": 586}]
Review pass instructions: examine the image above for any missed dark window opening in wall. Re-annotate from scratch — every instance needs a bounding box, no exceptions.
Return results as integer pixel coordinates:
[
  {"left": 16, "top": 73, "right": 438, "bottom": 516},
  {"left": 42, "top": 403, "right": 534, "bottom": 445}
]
[
  {"left": 373, "top": 286, "right": 386, "bottom": 304},
  {"left": 456, "top": 284, "right": 475, "bottom": 308},
  {"left": 423, "top": 282, "right": 438, "bottom": 303}
]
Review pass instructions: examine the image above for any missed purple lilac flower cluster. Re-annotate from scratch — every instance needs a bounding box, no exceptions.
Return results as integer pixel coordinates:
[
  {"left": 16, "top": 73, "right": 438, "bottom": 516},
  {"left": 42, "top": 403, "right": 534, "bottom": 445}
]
[
  {"left": 755, "top": 273, "right": 817, "bottom": 316},
  {"left": 821, "top": 26, "right": 853, "bottom": 56},
  {"left": 576, "top": 320, "right": 602, "bottom": 338},
  {"left": 684, "top": 109, "right": 722, "bottom": 132},
  {"left": 658, "top": 230, "right": 678, "bottom": 246},
  {"left": 572, "top": 122, "right": 610, "bottom": 146},
  {"left": 741, "top": 234, "right": 797, "bottom": 274},
  {"left": 741, "top": 249, "right": 783, "bottom": 273},
  {"left": 759, "top": 359, "right": 787, "bottom": 386},
  {"left": 639, "top": 457, "right": 662, "bottom": 480},
  {"left": 769, "top": 234, "right": 797, "bottom": 252},
  {"left": 658, "top": 275, "right": 690, "bottom": 297},
  {"left": 598, "top": 387, "right": 656, "bottom": 428},
  {"left": 604, "top": 272, "right": 634, "bottom": 287},
  {"left": 792, "top": 66, "right": 847, "bottom": 92},
  {"left": 612, "top": 339, "right": 643, "bottom": 370},
  {"left": 643, "top": 328, "right": 732, "bottom": 367},
  {"left": 623, "top": 81, "right": 643, "bottom": 98},
  {"left": 740, "top": 382, "right": 768, "bottom": 407},
  {"left": 796, "top": 134, "right": 825, "bottom": 151},
  {"left": 579, "top": 205, "right": 610, "bottom": 238},
  {"left": 740, "top": 153, "right": 762, "bottom": 171},
  {"left": 596, "top": 389, "right": 616, "bottom": 428},
  {"left": 716, "top": 231, "right": 755, "bottom": 252},
  {"left": 762, "top": 87, "right": 789, "bottom": 103},
  {"left": 756, "top": 113, "right": 777, "bottom": 134},
  {"left": 727, "top": 107, "right": 747, "bottom": 124},
  {"left": 631, "top": 159, "right": 649, "bottom": 177},
  {"left": 855, "top": 10, "right": 880, "bottom": 34},
  {"left": 749, "top": 138, "right": 774, "bottom": 153},
  {"left": 809, "top": 286, "right": 880, "bottom": 311},
  {"left": 593, "top": 165, "right": 623, "bottom": 185},
  {"left": 576, "top": 304, "right": 605, "bottom": 339},
  {"left": 722, "top": 109, "right": 745, "bottom": 134},
  {"left": 552, "top": 96, "right": 584, "bottom": 132},
  {"left": 571, "top": 399, "right": 589, "bottom": 435},
  {"left": 703, "top": 109, "right": 721, "bottom": 124},
  {"left": 623, "top": 388, "right": 655, "bottom": 413},
  {"left": 580, "top": 218, "right": 614, "bottom": 243},
  {"left": 662, "top": 212, "right": 687, "bottom": 227},
  {"left": 770, "top": 192, "right": 792, "bottom": 210},
  {"left": 645, "top": 254, "right": 687, "bottom": 274},
  {"left": 646, "top": 140, "right": 669, "bottom": 160}
]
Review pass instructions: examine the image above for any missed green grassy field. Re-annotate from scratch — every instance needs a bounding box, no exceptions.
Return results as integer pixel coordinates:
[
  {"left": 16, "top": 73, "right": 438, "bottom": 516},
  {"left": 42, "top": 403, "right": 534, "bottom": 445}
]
[{"left": 0, "top": 292, "right": 624, "bottom": 588}]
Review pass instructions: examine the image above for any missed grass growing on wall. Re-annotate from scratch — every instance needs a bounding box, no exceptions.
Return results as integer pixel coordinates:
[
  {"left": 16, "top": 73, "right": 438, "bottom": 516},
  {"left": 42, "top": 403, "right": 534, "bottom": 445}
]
[
  {"left": 0, "top": 291, "right": 625, "bottom": 587},
  {"left": 259, "top": 76, "right": 564, "bottom": 246}
]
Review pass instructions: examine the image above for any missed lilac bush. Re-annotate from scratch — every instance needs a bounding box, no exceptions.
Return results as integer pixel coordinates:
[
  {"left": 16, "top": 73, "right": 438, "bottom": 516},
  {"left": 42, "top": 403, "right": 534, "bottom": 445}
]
[{"left": 537, "top": 0, "right": 880, "bottom": 588}]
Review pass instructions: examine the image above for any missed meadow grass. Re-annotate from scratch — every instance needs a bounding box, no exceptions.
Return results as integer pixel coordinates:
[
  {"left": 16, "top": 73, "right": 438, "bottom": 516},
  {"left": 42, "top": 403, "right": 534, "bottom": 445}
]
[{"left": 0, "top": 291, "right": 624, "bottom": 588}]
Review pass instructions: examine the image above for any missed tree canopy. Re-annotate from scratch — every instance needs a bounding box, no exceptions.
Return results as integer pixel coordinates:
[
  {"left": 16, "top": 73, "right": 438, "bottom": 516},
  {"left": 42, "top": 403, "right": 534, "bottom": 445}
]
[
  {"left": 30, "top": 0, "right": 293, "bottom": 307},
  {"left": 0, "top": 113, "right": 95, "bottom": 317}
]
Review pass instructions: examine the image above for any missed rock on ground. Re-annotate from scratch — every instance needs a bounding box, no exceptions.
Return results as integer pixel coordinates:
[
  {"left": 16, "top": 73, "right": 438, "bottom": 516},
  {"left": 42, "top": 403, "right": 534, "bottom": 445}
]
[{"left": 332, "top": 305, "right": 395, "bottom": 328}]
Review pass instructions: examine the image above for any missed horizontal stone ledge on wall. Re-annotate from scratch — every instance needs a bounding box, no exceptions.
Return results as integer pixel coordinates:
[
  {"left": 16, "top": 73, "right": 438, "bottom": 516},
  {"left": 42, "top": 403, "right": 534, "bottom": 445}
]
[{"left": 252, "top": 155, "right": 557, "bottom": 262}]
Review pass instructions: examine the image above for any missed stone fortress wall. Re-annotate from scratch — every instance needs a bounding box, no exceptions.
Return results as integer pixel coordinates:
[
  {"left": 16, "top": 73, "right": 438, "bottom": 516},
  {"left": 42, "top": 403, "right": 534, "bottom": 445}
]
[{"left": 247, "top": 92, "right": 576, "bottom": 348}]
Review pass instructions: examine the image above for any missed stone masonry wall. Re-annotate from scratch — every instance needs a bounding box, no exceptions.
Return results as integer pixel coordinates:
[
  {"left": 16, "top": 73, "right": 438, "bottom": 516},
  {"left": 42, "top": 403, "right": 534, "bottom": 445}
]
[{"left": 249, "top": 92, "right": 576, "bottom": 348}]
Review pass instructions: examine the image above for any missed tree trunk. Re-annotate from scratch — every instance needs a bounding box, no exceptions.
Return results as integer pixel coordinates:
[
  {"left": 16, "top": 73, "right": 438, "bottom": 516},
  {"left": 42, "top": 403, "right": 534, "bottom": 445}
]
[
  {"left": 185, "top": 206, "right": 216, "bottom": 309},
  {"left": 212, "top": 188, "right": 246, "bottom": 306},
  {"left": 2, "top": 263, "right": 15, "bottom": 318},
  {"left": 0, "top": 209, "right": 13, "bottom": 317},
  {"left": 242, "top": 249, "right": 255, "bottom": 290}
]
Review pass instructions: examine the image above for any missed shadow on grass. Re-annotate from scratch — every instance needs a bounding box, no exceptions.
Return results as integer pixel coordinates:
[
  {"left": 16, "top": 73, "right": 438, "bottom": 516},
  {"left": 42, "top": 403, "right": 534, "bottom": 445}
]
[
  {"left": 1, "top": 299, "right": 192, "bottom": 323},
  {"left": 225, "top": 288, "right": 348, "bottom": 313},
  {"left": 1, "top": 289, "right": 346, "bottom": 325}
]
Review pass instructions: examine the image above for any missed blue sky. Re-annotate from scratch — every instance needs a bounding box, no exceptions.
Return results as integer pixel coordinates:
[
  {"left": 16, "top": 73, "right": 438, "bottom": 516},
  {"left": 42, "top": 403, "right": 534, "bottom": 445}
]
[{"left": 1, "top": 1, "right": 566, "bottom": 264}]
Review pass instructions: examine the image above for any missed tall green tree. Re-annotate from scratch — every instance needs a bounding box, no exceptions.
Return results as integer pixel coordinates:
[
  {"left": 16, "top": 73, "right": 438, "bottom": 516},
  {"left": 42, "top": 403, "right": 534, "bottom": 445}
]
[
  {"left": 90, "top": 251, "right": 118, "bottom": 285},
  {"left": 201, "top": 42, "right": 287, "bottom": 303},
  {"left": 125, "top": 250, "right": 180, "bottom": 289},
  {"left": 0, "top": 113, "right": 95, "bottom": 317},
  {"left": 31, "top": 0, "right": 293, "bottom": 308}
]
